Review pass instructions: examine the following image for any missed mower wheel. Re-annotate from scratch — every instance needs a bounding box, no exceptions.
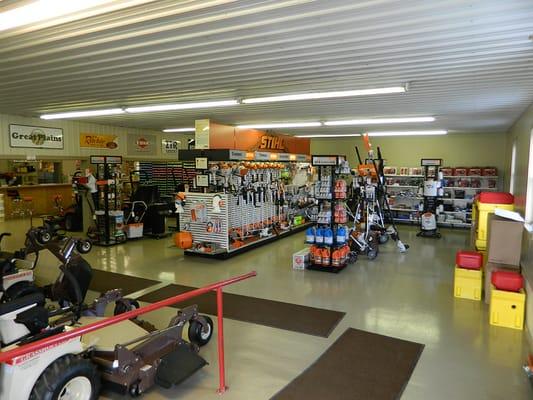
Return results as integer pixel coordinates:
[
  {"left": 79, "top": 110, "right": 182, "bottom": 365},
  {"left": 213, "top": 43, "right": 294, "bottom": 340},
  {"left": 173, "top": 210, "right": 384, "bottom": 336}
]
[
  {"left": 347, "top": 251, "right": 358, "bottom": 264},
  {"left": 188, "top": 315, "right": 214, "bottom": 347},
  {"left": 4, "top": 281, "right": 42, "bottom": 303},
  {"left": 379, "top": 233, "right": 389, "bottom": 244},
  {"left": 76, "top": 240, "right": 92, "bottom": 254},
  {"left": 30, "top": 355, "right": 100, "bottom": 400},
  {"left": 367, "top": 249, "right": 378, "bottom": 260},
  {"left": 36, "top": 229, "right": 52, "bottom": 244},
  {"left": 114, "top": 299, "right": 140, "bottom": 316},
  {"left": 129, "top": 381, "right": 142, "bottom": 397}
]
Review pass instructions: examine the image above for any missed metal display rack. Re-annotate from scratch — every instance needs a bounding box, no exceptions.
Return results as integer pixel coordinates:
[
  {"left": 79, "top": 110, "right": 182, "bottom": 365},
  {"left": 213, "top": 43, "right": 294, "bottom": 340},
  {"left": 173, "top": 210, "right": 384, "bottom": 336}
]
[
  {"left": 306, "top": 155, "right": 348, "bottom": 273},
  {"left": 385, "top": 167, "right": 500, "bottom": 228},
  {"left": 90, "top": 155, "right": 126, "bottom": 246}
]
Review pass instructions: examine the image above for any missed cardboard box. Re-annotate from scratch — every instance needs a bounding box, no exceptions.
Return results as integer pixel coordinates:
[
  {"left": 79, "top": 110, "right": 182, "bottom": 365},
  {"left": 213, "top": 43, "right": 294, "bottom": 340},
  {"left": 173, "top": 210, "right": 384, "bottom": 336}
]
[
  {"left": 487, "top": 215, "right": 522, "bottom": 266},
  {"left": 484, "top": 262, "right": 520, "bottom": 304},
  {"left": 293, "top": 248, "right": 310, "bottom": 270}
]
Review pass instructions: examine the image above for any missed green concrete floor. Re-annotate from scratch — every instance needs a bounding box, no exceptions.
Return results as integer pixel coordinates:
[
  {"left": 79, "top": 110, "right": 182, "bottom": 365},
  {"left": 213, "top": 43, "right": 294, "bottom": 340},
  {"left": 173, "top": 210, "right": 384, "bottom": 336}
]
[{"left": 1, "top": 218, "right": 531, "bottom": 400}]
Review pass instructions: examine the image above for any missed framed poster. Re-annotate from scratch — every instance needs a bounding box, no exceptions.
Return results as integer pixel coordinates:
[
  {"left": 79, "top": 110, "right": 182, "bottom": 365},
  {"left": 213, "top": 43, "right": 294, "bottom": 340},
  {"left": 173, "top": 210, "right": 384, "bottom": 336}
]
[
  {"left": 9, "top": 124, "right": 64, "bottom": 149},
  {"left": 195, "top": 157, "right": 208, "bottom": 170},
  {"left": 195, "top": 174, "right": 209, "bottom": 187}
]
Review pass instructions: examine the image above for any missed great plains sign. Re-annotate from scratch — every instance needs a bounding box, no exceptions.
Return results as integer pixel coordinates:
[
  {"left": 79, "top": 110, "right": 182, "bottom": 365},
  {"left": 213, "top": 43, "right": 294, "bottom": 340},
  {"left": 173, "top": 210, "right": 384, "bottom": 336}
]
[{"left": 9, "top": 124, "right": 64, "bottom": 149}]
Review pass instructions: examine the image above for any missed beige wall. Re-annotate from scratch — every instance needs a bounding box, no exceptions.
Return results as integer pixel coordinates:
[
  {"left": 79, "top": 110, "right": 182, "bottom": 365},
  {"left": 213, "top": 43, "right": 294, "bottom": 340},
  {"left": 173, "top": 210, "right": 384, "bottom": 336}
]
[
  {"left": 504, "top": 103, "right": 533, "bottom": 338},
  {"left": 0, "top": 113, "right": 191, "bottom": 161},
  {"left": 311, "top": 132, "right": 507, "bottom": 176}
]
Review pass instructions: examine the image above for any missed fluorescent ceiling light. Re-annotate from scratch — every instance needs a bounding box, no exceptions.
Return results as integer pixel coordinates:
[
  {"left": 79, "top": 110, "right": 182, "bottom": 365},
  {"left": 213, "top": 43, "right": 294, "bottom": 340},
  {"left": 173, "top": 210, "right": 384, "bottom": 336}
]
[
  {"left": 125, "top": 100, "right": 238, "bottom": 113},
  {"left": 366, "top": 130, "right": 448, "bottom": 137},
  {"left": 163, "top": 128, "right": 195, "bottom": 132},
  {"left": 0, "top": 0, "right": 117, "bottom": 32},
  {"left": 242, "top": 87, "right": 405, "bottom": 104},
  {"left": 40, "top": 108, "right": 125, "bottom": 120},
  {"left": 295, "top": 134, "right": 361, "bottom": 138},
  {"left": 237, "top": 122, "right": 322, "bottom": 129},
  {"left": 325, "top": 117, "right": 435, "bottom": 126}
]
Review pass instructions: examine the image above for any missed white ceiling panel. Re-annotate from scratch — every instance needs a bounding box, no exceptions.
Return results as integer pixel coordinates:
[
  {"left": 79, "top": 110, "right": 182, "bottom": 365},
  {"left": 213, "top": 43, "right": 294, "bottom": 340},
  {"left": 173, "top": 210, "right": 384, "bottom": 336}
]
[{"left": 0, "top": 0, "right": 532, "bottom": 135}]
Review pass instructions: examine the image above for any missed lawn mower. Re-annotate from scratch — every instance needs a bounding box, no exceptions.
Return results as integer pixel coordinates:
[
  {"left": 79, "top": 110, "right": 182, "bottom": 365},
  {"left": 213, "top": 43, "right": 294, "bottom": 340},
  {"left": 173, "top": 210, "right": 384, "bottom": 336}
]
[
  {"left": 0, "top": 232, "right": 40, "bottom": 303},
  {"left": 0, "top": 226, "right": 93, "bottom": 303},
  {"left": 0, "top": 230, "right": 215, "bottom": 399}
]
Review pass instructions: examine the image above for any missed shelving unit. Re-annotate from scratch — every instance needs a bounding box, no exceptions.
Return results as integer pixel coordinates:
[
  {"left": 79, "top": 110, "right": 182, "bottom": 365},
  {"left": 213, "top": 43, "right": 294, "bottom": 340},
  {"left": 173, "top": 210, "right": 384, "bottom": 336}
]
[
  {"left": 138, "top": 161, "right": 197, "bottom": 197},
  {"left": 306, "top": 156, "right": 349, "bottom": 273},
  {"left": 384, "top": 168, "right": 501, "bottom": 228}
]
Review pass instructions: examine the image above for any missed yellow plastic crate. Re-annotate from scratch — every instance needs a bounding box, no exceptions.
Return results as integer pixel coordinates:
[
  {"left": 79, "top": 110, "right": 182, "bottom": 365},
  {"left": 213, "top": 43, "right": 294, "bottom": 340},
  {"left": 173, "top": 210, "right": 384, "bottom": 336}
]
[
  {"left": 454, "top": 265, "right": 482, "bottom": 301},
  {"left": 489, "top": 285, "right": 525, "bottom": 330},
  {"left": 472, "top": 201, "right": 514, "bottom": 250}
]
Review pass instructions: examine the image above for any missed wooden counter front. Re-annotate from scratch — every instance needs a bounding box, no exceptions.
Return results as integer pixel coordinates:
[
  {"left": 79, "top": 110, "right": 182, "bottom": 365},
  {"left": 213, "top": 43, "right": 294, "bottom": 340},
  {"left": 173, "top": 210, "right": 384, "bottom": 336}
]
[{"left": 0, "top": 184, "right": 73, "bottom": 218}]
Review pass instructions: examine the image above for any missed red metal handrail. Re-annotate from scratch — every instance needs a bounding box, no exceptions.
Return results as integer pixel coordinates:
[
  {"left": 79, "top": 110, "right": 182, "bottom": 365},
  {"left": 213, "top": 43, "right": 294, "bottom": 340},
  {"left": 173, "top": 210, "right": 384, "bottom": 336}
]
[{"left": 0, "top": 270, "right": 257, "bottom": 394}]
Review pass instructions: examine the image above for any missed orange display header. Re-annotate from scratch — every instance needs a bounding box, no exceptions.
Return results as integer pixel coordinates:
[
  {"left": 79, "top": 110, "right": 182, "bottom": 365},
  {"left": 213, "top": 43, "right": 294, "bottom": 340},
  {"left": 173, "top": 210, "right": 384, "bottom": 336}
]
[{"left": 205, "top": 122, "right": 310, "bottom": 155}]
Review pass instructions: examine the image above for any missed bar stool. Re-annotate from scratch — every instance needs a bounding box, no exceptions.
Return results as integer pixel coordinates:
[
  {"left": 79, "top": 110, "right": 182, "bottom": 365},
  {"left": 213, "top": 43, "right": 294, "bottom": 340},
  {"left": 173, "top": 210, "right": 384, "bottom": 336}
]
[
  {"left": 22, "top": 196, "right": 34, "bottom": 218},
  {"left": 7, "top": 189, "right": 23, "bottom": 218},
  {"left": 7, "top": 190, "right": 33, "bottom": 218}
]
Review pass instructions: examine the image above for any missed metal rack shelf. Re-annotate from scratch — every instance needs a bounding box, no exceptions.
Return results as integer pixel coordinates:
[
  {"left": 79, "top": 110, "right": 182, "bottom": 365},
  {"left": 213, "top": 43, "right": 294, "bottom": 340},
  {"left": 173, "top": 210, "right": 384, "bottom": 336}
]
[
  {"left": 384, "top": 174, "right": 424, "bottom": 178},
  {"left": 443, "top": 186, "right": 497, "bottom": 190},
  {"left": 443, "top": 175, "right": 498, "bottom": 178}
]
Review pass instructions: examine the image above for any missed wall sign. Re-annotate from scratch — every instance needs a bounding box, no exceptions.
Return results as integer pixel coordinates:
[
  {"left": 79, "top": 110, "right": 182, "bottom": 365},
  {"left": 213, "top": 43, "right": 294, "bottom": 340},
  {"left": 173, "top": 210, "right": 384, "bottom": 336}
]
[
  {"left": 162, "top": 139, "right": 180, "bottom": 154},
  {"left": 312, "top": 155, "right": 339, "bottom": 166},
  {"left": 421, "top": 158, "right": 442, "bottom": 166},
  {"left": 255, "top": 151, "right": 270, "bottom": 161},
  {"left": 90, "top": 155, "right": 122, "bottom": 164},
  {"left": 80, "top": 133, "right": 118, "bottom": 149},
  {"left": 9, "top": 124, "right": 64, "bottom": 149},
  {"left": 127, "top": 134, "right": 157, "bottom": 155}
]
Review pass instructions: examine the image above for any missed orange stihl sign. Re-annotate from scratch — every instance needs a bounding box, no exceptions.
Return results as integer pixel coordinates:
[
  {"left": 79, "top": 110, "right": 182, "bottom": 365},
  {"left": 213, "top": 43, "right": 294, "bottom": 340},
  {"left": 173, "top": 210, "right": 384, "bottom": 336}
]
[{"left": 259, "top": 135, "right": 285, "bottom": 150}]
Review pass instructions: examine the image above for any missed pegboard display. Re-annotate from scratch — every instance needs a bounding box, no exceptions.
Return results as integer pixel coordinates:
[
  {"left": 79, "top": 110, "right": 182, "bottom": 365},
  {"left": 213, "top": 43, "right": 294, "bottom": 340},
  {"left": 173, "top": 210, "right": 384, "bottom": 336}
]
[{"left": 179, "top": 193, "right": 230, "bottom": 254}]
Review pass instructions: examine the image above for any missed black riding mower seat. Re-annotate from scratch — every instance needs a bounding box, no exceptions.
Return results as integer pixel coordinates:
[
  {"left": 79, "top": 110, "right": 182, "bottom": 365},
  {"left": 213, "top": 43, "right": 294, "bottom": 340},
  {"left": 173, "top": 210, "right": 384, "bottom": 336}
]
[{"left": 0, "top": 257, "right": 16, "bottom": 277}]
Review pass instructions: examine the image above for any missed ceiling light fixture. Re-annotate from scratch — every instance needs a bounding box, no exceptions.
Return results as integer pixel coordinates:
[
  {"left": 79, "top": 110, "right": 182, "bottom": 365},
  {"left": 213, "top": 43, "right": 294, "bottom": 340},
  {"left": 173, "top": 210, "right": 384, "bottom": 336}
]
[
  {"left": 242, "top": 86, "right": 406, "bottom": 104},
  {"left": 0, "top": 0, "right": 117, "bottom": 32},
  {"left": 294, "top": 134, "right": 362, "bottom": 138},
  {"left": 325, "top": 117, "right": 435, "bottom": 126},
  {"left": 125, "top": 100, "right": 238, "bottom": 113},
  {"left": 162, "top": 128, "right": 195, "bottom": 132},
  {"left": 366, "top": 130, "right": 448, "bottom": 137},
  {"left": 237, "top": 122, "right": 322, "bottom": 129},
  {"left": 40, "top": 108, "right": 125, "bottom": 120}
]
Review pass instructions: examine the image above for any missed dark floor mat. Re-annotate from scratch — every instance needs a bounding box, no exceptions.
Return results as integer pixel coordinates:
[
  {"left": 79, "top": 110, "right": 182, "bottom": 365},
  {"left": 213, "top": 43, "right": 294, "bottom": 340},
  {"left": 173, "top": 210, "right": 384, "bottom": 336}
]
[
  {"left": 271, "top": 328, "right": 424, "bottom": 400},
  {"left": 90, "top": 269, "right": 160, "bottom": 295},
  {"left": 138, "top": 284, "right": 345, "bottom": 338}
]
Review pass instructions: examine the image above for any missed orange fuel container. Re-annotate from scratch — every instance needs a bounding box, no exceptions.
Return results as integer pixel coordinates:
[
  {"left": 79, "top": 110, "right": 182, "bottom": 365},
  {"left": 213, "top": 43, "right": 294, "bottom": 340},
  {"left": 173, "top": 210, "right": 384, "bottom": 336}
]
[{"left": 174, "top": 231, "right": 193, "bottom": 249}]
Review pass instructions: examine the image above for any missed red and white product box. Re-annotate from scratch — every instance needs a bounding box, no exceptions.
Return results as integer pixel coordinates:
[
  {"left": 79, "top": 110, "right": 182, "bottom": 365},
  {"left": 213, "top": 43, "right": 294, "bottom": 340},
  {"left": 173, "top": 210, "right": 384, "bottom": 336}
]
[{"left": 293, "top": 248, "right": 310, "bottom": 270}]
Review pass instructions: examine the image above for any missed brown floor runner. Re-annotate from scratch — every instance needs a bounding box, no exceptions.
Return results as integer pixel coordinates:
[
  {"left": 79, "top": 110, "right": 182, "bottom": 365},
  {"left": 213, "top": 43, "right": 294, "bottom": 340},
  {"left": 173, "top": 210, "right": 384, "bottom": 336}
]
[
  {"left": 90, "top": 269, "right": 160, "bottom": 295},
  {"left": 138, "top": 284, "right": 345, "bottom": 338},
  {"left": 271, "top": 328, "right": 424, "bottom": 400}
]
